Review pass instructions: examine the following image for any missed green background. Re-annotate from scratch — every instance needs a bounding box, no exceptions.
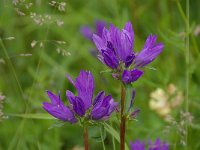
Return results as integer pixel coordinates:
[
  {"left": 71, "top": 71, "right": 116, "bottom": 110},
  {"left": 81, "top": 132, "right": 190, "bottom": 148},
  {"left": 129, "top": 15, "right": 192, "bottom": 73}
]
[{"left": 0, "top": 0, "right": 200, "bottom": 149}]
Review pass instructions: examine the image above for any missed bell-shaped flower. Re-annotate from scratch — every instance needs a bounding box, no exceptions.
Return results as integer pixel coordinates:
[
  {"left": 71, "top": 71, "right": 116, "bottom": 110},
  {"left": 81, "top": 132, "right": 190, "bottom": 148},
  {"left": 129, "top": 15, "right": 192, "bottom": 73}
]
[
  {"left": 66, "top": 70, "right": 118, "bottom": 120},
  {"left": 130, "top": 138, "right": 169, "bottom": 150},
  {"left": 93, "top": 22, "right": 134, "bottom": 69},
  {"left": 122, "top": 69, "right": 143, "bottom": 84},
  {"left": 43, "top": 70, "right": 118, "bottom": 124},
  {"left": 91, "top": 91, "right": 118, "bottom": 120},
  {"left": 80, "top": 20, "right": 106, "bottom": 41},
  {"left": 43, "top": 91, "right": 77, "bottom": 123},
  {"left": 130, "top": 140, "right": 145, "bottom": 150},
  {"left": 148, "top": 138, "right": 169, "bottom": 150},
  {"left": 134, "top": 34, "right": 164, "bottom": 68},
  {"left": 92, "top": 21, "right": 164, "bottom": 84}
]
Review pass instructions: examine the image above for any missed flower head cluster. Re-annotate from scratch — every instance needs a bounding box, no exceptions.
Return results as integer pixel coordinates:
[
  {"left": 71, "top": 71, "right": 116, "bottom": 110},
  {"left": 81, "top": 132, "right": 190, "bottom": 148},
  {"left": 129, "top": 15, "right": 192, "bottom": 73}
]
[
  {"left": 80, "top": 20, "right": 106, "bottom": 41},
  {"left": 130, "top": 138, "right": 169, "bottom": 150},
  {"left": 92, "top": 22, "right": 164, "bottom": 84},
  {"left": 43, "top": 70, "right": 118, "bottom": 124}
]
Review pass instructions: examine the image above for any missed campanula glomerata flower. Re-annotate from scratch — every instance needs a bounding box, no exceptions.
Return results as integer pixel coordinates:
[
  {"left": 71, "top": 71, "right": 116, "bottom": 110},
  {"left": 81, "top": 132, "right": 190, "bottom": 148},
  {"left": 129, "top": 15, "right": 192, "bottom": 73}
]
[
  {"left": 80, "top": 20, "right": 106, "bottom": 41},
  {"left": 92, "top": 22, "right": 164, "bottom": 84},
  {"left": 43, "top": 91, "right": 77, "bottom": 123},
  {"left": 43, "top": 70, "right": 118, "bottom": 124},
  {"left": 130, "top": 138, "right": 169, "bottom": 150},
  {"left": 130, "top": 140, "right": 145, "bottom": 150}
]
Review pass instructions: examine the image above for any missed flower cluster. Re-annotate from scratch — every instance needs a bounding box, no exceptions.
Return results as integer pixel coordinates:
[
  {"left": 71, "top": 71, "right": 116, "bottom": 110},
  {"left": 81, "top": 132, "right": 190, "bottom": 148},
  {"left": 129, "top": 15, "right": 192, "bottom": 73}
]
[
  {"left": 43, "top": 70, "right": 118, "bottom": 124},
  {"left": 92, "top": 22, "right": 164, "bottom": 84},
  {"left": 130, "top": 138, "right": 169, "bottom": 150}
]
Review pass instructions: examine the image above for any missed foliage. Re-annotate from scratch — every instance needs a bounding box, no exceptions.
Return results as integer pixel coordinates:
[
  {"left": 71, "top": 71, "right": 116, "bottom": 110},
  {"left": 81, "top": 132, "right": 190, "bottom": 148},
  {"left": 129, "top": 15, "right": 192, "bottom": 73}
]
[{"left": 0, "top": 0, "right": 200, "bottom": 149}]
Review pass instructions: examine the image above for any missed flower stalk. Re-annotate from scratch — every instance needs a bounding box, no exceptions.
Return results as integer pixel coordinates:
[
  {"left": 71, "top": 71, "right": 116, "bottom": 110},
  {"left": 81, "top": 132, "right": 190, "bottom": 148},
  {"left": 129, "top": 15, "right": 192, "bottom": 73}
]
[
  {"left": 84, "top": 127, "right": 89, "bottom": 150},
  {"left": 120, "top": 83, "right": 126, "bottom": 150}
]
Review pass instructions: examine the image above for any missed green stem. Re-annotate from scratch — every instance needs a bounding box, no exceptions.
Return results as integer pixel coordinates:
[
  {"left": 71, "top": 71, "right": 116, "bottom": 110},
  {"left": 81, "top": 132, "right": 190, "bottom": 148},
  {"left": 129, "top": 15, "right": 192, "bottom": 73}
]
[
  {"left": 100, "top": 126, "right": 106, "bottom": 150},
  {"left": 0, "top": 39, "right": 25, "bottom": 102},
  {"left": 120, "top": 83, "right": 126, "bottom": 150},
  {"left": 111, "top": 121, "right": 116, "bottom": 150},
  {"left": 185, "top": 0, "right": 190, "bottom": 148}
]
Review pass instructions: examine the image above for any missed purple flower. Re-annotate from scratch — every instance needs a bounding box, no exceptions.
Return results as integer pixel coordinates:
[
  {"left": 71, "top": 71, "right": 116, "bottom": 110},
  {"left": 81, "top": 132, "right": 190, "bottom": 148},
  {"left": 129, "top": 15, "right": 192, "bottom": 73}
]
[
  {"left": 130, "top": 140, "right": 145, "bottom": 150},
  {"left": 148, "top": 138, "right": 169, "bottom": 150},
  {"left": 134, "top": 34, "right": 164, "bottom": 68},
  {"left": 91, "top": 91, "right": 118, "bottom": 120},
  {"left": 43, "top": 71, "right": 118, "bottom": 123},
  {"left": 130, "top": 139, "right": 169, "bottom": 150},
  {"left": 80, "top": 20, "right": 106, "bottom": 41},
  {"left": 42, "top": 91, "right": 77, "bottom": 123},
  {"left": 122, "top": 69, "right": 143, "bottom": 84},
  {"left": 66, "top": 70, "right": 118, "bottom": 120},
  {"left": 80, "top": 26, "right": 93, "bottom": 40},
  {"left": 93, "top": 22, "right": 134, "bottom": 69},
  {"left": 92, "top": 21, "right": 164, "bottom": 84}
]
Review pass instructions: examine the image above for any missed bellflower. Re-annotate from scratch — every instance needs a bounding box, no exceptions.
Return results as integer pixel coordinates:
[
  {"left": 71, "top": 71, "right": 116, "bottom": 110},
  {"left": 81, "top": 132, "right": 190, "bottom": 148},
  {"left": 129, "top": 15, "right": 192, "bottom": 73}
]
[
  {"left": 80, "top": 20, "right": 106, "bottom": 41},
  {"left": 130, "top": 140, "right": 145, "bottom": 150},
  {"left": 92, "top": 21, "right": 164, "bottom": 84},
  {"left": 130, "top": 138, "right": 169, "bottom": 150},
  {"left": 148, "top": 138, "right": 169, "bottom": 150},
  {"left": 43, "top": 91, "right": 77, "bottom": 123},
  {"left": 66, "top": 70, "right": 118, "bottom": 120},
  {"left": 43, "top": 70, "right": 118, "bottom": 124}
]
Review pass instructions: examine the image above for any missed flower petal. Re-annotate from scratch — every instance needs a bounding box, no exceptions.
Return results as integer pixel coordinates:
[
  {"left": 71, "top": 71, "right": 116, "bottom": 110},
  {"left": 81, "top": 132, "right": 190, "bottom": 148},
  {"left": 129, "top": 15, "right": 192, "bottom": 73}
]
[
  {"left": 66, "top": 74, "right": 75, "bottom": 87},
  {"left": 43, "top": 91, "right": 77, "bottom": 123},
  {"left": 125, "top": 54, "right": 135, "bottom": 68},
  {"left": 124, "top": 21, "right": 134, "bottom": 45},
  {"left": 80, "top": 26, "right": 93, "bottom": 40},
  {"left": 130, "top": 140, "right": 145, "bottom": 150},
  {"left": 46, "top": 90, "right": 62, "bottom": 105},
  {"left": 93, "top": 91, "right": 105, "bottom": 105},
  {"left": 135, "top": 34, "right": 164, "bottom": 68},
  {"left": 148, "top": 138, "right": 169, "bottom": 150},
  {"left": 91, "top": 107, "right": 109, "bottom": 120},
  {"left": 92, "top": 34, "right": 106, "bottom": 52},
  {"left": 111, "top": 26, "right": 134, "bottom": 62},
  {"left": 91, "top": 94, "right": 118, "bottom": 120},
  {"left": 122, "top": 69, "right": 143, "bottom": 84},
  {"left": 102, "top": 48, "right": 119, "bottom": 69},
  {"left": 66, "top": 90, "right": 75, "bottom": 104},
  {"left": 72, "top": 97, "right": 86, "bottom": 117},
  {"left": 95, "top": 20, "right": 106, "bottom": 37},
  {"left": 75, "top": 70, "right": 94, "bottom": 110}
]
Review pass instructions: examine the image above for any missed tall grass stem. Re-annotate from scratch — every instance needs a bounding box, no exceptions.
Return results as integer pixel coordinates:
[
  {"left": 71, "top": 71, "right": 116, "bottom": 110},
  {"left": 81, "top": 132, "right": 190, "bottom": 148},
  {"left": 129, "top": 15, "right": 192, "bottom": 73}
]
[{"left": 185, "top": 0, "right": 190, "bottom": 148}]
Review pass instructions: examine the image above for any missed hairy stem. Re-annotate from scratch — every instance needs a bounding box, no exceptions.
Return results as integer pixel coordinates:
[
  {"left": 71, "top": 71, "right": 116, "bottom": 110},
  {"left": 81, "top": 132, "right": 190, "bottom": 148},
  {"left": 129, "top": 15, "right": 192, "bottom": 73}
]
[
  {"left": 120, "top": 83, "right": 126, "bottom": 150},
  {"left": 83, "top": 127, "right": 89, "bottom": 150}
]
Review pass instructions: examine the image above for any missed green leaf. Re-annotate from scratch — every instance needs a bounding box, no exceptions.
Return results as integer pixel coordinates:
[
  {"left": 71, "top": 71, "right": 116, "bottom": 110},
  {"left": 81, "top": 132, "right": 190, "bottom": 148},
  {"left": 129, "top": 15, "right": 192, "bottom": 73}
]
[
  {"left": 48, "top": 120, "right": 66, "bottom": 130},
  {"left": 125, "top": 84, "right": 133, "bottom": 114},
  {"left": 104, "top": 123, "right": 129, "bottom": 150},
  {"left": 8, "top": 113, "right": 55, "bottom": 120},
  {"left": 89, "top": 125, "right": 107, "bottom": 143}
]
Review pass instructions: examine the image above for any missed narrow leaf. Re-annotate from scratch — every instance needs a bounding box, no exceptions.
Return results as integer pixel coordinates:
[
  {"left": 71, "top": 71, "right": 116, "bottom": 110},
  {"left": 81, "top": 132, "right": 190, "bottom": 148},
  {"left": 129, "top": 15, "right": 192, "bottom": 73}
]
[{"left": 104, "top": 123, "right": 129, "bottom": 150}]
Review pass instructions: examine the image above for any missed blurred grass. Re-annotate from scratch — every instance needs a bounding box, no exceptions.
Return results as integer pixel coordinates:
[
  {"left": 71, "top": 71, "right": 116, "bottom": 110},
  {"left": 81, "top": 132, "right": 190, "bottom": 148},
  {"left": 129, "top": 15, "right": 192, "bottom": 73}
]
[{"left": 0, "top": 0, "right": 200, "bottom": 149}]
